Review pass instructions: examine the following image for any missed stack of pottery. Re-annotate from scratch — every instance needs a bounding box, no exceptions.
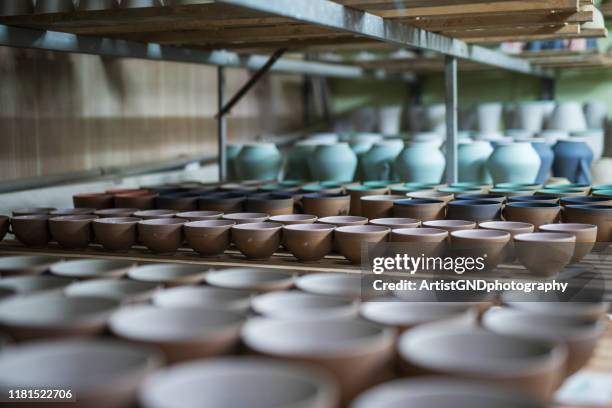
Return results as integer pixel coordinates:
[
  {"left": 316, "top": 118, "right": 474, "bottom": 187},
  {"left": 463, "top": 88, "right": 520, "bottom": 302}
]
[
  {"left": 458, "top": 140, "right": 493, "bottom": 184},
  {"left": 486, "top": 142, "right": 541, "bottom": 184},
  {"left": 234, "top": 143, "right": 282, "bottom": 182},
  {"left": 394, "top": 141, "right": 445, "bottom": 183}
]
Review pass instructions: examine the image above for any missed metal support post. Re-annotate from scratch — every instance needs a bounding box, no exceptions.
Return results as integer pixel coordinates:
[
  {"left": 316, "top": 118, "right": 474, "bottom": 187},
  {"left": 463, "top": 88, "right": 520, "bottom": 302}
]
[
  {"left": 445, "top": 56, "right": 458, "bottom": 184},
  {"left": 217, "top": 66, "right": 227, "bottom": 182}
]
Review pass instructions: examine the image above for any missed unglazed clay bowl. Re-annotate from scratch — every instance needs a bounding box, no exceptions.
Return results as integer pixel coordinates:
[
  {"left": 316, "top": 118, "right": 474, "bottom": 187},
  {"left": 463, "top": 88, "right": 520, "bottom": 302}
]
[
  {"left": 231, "top": 222, "right": 282, "bottom": 260},
  {"left": 0, "top": 255, "right": 59, "bottom": 277},
  {"left": 370, "top": 217, "right": 421, "bottom": 229},
  {"left": 455, "top": 193, "right": 506, "bottom": 203},
  {"left": 206, "top": 268, "right": 295, "bottom": 293},
  {"left": 360, "top": 195, "right": 405, "bottom": 220},
  {"left": 184, "top": 220, "right": 235, "bottom": 257},
  {"left": 127, "top": 264, "right": 209, "bottom": 287},
  {"left": 560, "top": 196, "right": 612, "bottom": 207},
  {"left": 302, "top": 193, "right": 351, "bottom": 218},
  {"left": 0, "top": 275, "right": 73, "bottom": 295},
  {"left": 450, "top": 229, "right": 511, "bottom": 271},
  {"left": 94, "top": 208, "right": 139, "bottom": 218},
  {"left": 390, "top": 227, "right": 448, "bottom": 258},
  {"left": 479, "top": 221, "right": 535, "bottom": 237},
  {"left": 407, "top": 190, "right": 454, "bottom": 204},
  {"left": 269, "top": 214, "right": 317, "bottom": 225},
  {"left": 514, "top": 232, "right": 576, "bottom": 277},
  {"left": 393, "top": 198, "right": 446, "bottom": 221},
  {"left": 12, "top": 207, "right": 55, "bottom": 216},
  {"left": 176, "top": 211, "right": 224, "bottom": 221},
  {"left": 347, "top": 186, "right": 389, "bottom": 216},
  {"left": 508, "top": 195, "right": 559, "bottom": 204},
  {"left": 198, "top": 192, "right": 246, "bottom": 213},
  {"left": 482, "top": 307, "right": 605, "bottom": 377},
  {"left": 49, "top": 214, "right": 98, "bottom": 249},
  {"left": 152, "top": 286, "right": 251, "bottom": 313},
  {"left": 10, "top": 214, "right": 51, "bottom": 247},
  {"left": 156, "top": 193, "right": 200, "bottom": 212},
  {"left": 139, "top": 357, "right": 339, "bottom": 408},
  {"left": 73, "top": 193, "right": 114, "bottom": 209},
  {"left": 501, "top": 292, "right": 609, "bottom": 321},
  {"left": 242, "top": 317, "right": 394, "bottom": 401},
  {"left": 93, "top": 217, "right": 140, "bottom": 251},
  {"left": 222, "top": 212, "right": 269, "bottom": 224},
  {"left": 318, "top": 216, "right": 368, "bottom": 227},
  {"left": 295, "top": 273, "right": 362, "bottom": 299},
  {"left": 245, "top": 193, "right": 294, "bottom": 216},
  {"left": 110, "top": 305, "right": 245, "bottom": 363},
  {"left": 539, "top": 223, "right": 597, "bottom": 262},
  {"left": 133, "top": 209, "right": 177, "bottom": 220},
  {"left": 0, "top": 294, "right": 119, "bottom": 341},
  {"left": 398, "top": 323, "right": 566, "bottom": 400},
  {"left": 50, "top": 208, "right": 95, "bottom": 216},
  {"left": 251, "top": 291, "right": 358, "bottom": 320},
  {"left": 535, "top": 188, "right": 586, "bottom": 198},
  {"left": 138, "top": 218, "right": 185, "bottom": 253},
  {"left": 64, "top": 279, "right": 158, "bottom": 303},
  {"left": 283, "top": 224, "right": 335, "bottom": 262},
  {"left": 422, "top": 219, "right": 475, "bottom": 232},
  {"left": 114, "top": 192, "right": 158, "bottom": 210},
  {"left": 50, "top": 259, "right": 133, "bottom": 280},
  {"left": 446, "top": 200, "right": 502, "bottom": 222},
  {"left": 335, "top": 225, "right": 390, "bottom": 264},
  {"left": 563, "top": 204, "right": 612, "bottom": 242},
  {"left": 503, "top": 202, "right": 561, "bottom": 229}
]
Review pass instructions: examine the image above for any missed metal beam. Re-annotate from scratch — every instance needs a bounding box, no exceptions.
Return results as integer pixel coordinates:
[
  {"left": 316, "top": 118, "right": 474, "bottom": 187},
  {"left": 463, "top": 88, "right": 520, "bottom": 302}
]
[
  {"left": 0, "top": 24, "right": 410, "bottom": 81},
  {"left": 218, "top": 0, "right": 554, "bottom": 78},
  {"left": 217, "top": 67, "right": 228, "bottom": 182},
  {"left": 445, "top": 56, "right": 459, "bottom": 184}
]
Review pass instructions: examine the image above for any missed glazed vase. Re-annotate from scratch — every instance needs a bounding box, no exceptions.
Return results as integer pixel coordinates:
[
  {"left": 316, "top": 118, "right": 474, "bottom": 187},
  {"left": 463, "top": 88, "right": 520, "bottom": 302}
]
[
  {"left": 226, "top": 144, "right": 242, "bottom": 182},
  {"left": 552, "top": 139, "right": 593, "bottom": 185},
  {"left": 394, "top": 141, "right": 445, "bottom": 183},
  {"left": 285, "top": 141, "right": 317, "bottom": 180},
  {"left": 234, "top": 143, "right": 282, "bottom": 182},
  {"left": 361, "top": 140, "right": 403, "bottom": 181},
  {"left": 486, "top": 142, "right": 541, "bottom": 184},
  {"left": 309, "top": 143, "right": 358, "bottom": 182},
  {"left": 530, "top": 138, "right": 555, "bottom": 185},
  {"left": 458, "top": 140, "right": 493, "bottom": 184},
  {"left": 549, "top": 102, "right": 587, "bottom": 132}
]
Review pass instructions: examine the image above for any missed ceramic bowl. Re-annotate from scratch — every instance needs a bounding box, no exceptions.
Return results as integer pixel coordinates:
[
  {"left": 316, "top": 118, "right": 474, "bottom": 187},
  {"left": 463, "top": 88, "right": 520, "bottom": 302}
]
[
  {"left": 422, "top": 219, "right": 475, "bottom": 232},
  {"left": 65, "top": 279, "right": 158, "bottom": 303},
  {"left": 206, "top": 268, "right": 295, "bottom": 293},
  {"left": 139, "top": 357, "right": 339, "bottom": 408},
  {"left": 563, "top": 204, "right": 612, "bottom": 242},
  {"left": 0, "top": 339, "right": 162, "bottom": 408},
  {"left": 10, "top": 214, "right": 51, "bottom": 247},
  {"left": 536, "top": 188, "right": 586, "bottom": 198},
  {"left": 156, "top": 193, "right": 200, "bottom": 212},
  {"left": 0, "top": 275, "right": 73, "bottom": 295},
  {"left": 592, "top": 189, "right": 612, "bottom": 198},
  {"left": 370, "top": 217, "right": 421, "bottom": 229},
  {"left": 231, "top": 222, "right": 282, "bottom": 260},
  {"left": 269, "top": 214, "right": 317, "bottom": 225},
  {"left": 252, "top": 291, "right": 358, "bottom": 320},
  {"left": 114, "top": 192, "right": 159, "bottom": 210},
  {"left": 335, "top": 225, "right": 390, "bottom": 264},
  {"left": 133, "top": 209, "right": 177, "bottom": 220},
  {"left": 450, "top": 229, "right": 511, "bottom": 271},
  {"left": 360, "top": 195, "right": 405, "bottom": 219},
  {"left": 318, "top": 216, "right": 368, "bottom": 227},
  {"left": 12, "top": 207, "right": 56, "bottom": 216},
  {"left": 539, "top": 223, "right": 597, "bottom": 262},
  {"left": 295, "top": 273, "right": 362, "bottom": 299},
  {"left": 501, "top": 292, "right": 609, "bottom": 321},
  {"left": 393, "top": 198, "right": 446, "bottom": 221},
  {"left": 503, "top": 202, "right": 561, "bottom": 229},
  {"left": 438, "top": 186, "right": 484, "bottom": 194},
  {"left": 222, "top": 212, "right": 269, "bottom": 224},
  {"left": 560, "top": 196, "right": 612, "bottom": 207},
  {"left": 176, "top": 211, "right": 224, "bottom": 221},
  {"left": 50, "top": 208, "right": 96, "bottom": 216},
  {"left": 244, "top": 193, "right": 294, "bottom": 216},
  {"left": 183, "top": 220, "right": 235, "bottom": 257},
  {"left": 508, "top": 195, "right": 559, "bottom": 204},
  {"left": 152, "top": 286, "right": 251, "bottom": 313},
  {"left": 446, "top": 200, "right": 502, "bottom": 222},
  {"left": 347, "top": 186, "right": 389, "bottom": 216},
  {"left": 302, "top": 193, "right": 351, "bottom": 218},
  {"left": 93, "top": 217, "right": 140, "bottom": 251},
  {"left": 496, "top": 183, "right": 541, "bottom": 190},
  {"left": 479, "top": 221, "right": 534, "bottom": 237},
  {"left": 482, "top": 307, "right": 605, "bottom": 377},
  {"left": 242, "top": 318, "right": 394, "bottom": 400},
  {"left": 94, "top": 208, "right": 139, "bottom": 218},
  {"left": 49, "top": 215, "right": 98, "bottom": 249},
  {"left": 138, "top": 218, "right": 185, "bottom": 253},
  {"left": 283, "top": 224, "right": 335, "bottom": 262},
  {"left": 398, "top": 323, "right": 566, "bottom": 399},
  {"left": 407, "top": 190, "right": 454, "bottom": 204},
  {"left": 455, "top": 193, "right": 506, "bottom": 203},
  {"left": 198, "top": 192, "right": 246, "bottom": 213},
  {"left": 127, "top": 264, "right": 208, "bottom": 287},
  {"left": 489, "top": 188, "right": 536, "bottom": 198},
  {"left": 50, "top": 259, "right": 133, "bottom": 280},
  {"left": 514, "top": 232, "right": 576, "bottom": 277},
  {"left": 73, "top": 193, "right": 114, "bottom": 209},
  {"left": 110, "top": 305, "right": 245, "bottom": 363},
  {"left": 0, "top": 294, "right": 119, "bottom": 340},
  {"left": 389, "top": 228, "right": 448, "bottom": 257},
  {"left": 0, "top": 255, "right": 59, "bottom": 277}
]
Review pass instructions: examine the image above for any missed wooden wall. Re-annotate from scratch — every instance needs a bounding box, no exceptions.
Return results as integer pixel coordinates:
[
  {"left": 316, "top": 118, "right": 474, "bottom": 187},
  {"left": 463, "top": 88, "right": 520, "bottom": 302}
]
[{"left": 0, "top": 47, "right": 304, "bottom": 182}]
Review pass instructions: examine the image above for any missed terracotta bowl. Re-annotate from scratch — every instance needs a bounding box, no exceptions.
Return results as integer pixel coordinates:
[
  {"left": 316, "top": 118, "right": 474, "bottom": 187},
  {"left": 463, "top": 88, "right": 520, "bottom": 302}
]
[
  {"left": 93, "top": 217, "right": 140, "bottom": 251},
  {"left": 503, "top": 202, "right": 561, "bottom": 229},
  {"left": 318, "top": 216, "right": 368, "bottom": 227},
  {"left": 10, "top": 214, "right": 51, "bottom": 247},
  {"left": 407, "top": 190, "right": 454, "bottom": 204},
  {"left": 245, "top": 193, "right": 294, "bottom": 216},
  {"left": 398, "top": 323, "right": 566, "bottom": 399},
  {"left": 176, "top": 211, "right": 223, "bottom": 221},
  {"left": 390, "top": 227, "right": 448, "bottom": 258},
  {"left": 50, "top": 208, "right": 95, "bottom": 216},
  {"left": 49, "top": 215, "right": 98, "bottom": 249},
  {"left": 94, "top": 208, "right": 139, "bottom": 218},
  {"left": 133, "top": 209, "right": 177, "bottom": 220},
  {"left": 0, "top": 294, "right": 119, "bottom": 341},
  {"left": 302, "top": 193, "right": 351, "bottom": 218},
  {"left": 508, "top": 195, "right": 559, "bottom": 205},
  {"left": 64, "top": 279, "right": 158, "bottom": 303},
  {"left": 152, "top": 286, "right": 251, "bottom": 313},
  {"left": 335, "top": 225, "right": 390, "bottom": 264},
  {"left": 110, "top": 305, "right": 245, "bottom": 363},
  {"left": 114, "top": 192, "right": 158, "bottom": 210},
  {"left": 360, "top": 195, "right": 405, "bottom": 220},
  {"left": 393, "top": 198, "right": 446, "bottom": 221},
  {"left": 222, "top": 212, "right": 269, "bottom": 224},
  {"left": 269, "top": 214, "right": 317, "bottom": 225},
  {"left": 347, "top": 186, "right": 389, "bottom": 216},
  {"left": 127, "top": 264, "right": 209, "bottom": 287},
  {"left": 73, "top": 193, "right": 114, "bottom": 209},
  {"left": 295, "top": 273, "right": 362, "bottom": 299},
  {"left": 138, "top": 218, "right": 185, "bottom": 253},
  {"left": 0, "top": 339, "right": 162, "bottom": 408},
  {"left": 446, "top": 200, "right": 502, "bottom": 222},
  {"left": 450, "top": 229, "right": 511, "bottom": 271},
  {"left": 252, "top": 291, "right": 358, "bottom": 320},
  {"left": 242, "top": 317, "right": 394, "bottom": 401},
  {"left": 205, "top": 268, "right": 295, "bottom": 293},
  {"left": 198, "top": 192, "right": 246, "bottom": 213},
  {"left": 12, "top": 207, "right": 56, "bottom": 216},
  {"left": 514, "top": 232, "right": 576, "bottom": 277},
  {"left": 422, "top": 219, "right": 475, "bottom": 232},
  {"left": 50, "top": 259, "right": 133, "bottom": 280},
  {"left": 106, "top": 188, "right": 149, "bottom": 195},
  {"left": 0, "top": 275, "right": 73, "bottom": 295},
  {"left": 283, "top": 224, "right": 335, "bottom": 262},
  {"left": 139, "top": 357, "right": 338, "bottom": 408},
  {"left": 483, "top": 307, "right": 605, "bottom": 378},
  {"left": 370, "top": 218, "right": 421, "bottom": 229},
  {"left": 563, "top": 204, "right": 612, "bottom": 242},
  {"left": 231, "top": 222, "right": 282, "bottom": 260},
  {"left": 539, "top": 223, "right": 597, "bottom": 262},
  {"left": 184, "top": 220, "right": 235, "bottom": 257},
  {"left": 0, "top": 255, "right": 59, "bottom": 277}
]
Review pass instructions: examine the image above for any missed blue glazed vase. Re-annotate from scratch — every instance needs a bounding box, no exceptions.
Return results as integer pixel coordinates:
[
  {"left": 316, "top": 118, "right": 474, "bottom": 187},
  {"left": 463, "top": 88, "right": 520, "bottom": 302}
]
[
  {"left": 458, "top": 140, "right": 493, "bottom": 183},
  {"left": 552, "top": 139, "right": 593, "bottom": 184},
  {"left": 394, "top": 141, "right": 446, "bottom": 183},
  {"left": 360, "top": 140, "right": 404, "bottom": 181},
  {"left": 486, "top": 142, "right": 541, "bottom": 184},
  {"left": 530, "top": 138, "right": 555, "bottom": 184},
  {"left": 234, "top": 143, "right": 282, "bottom": 181},
  {"left": 226, "top": 144, "right": 242, "bottom": 181},
  {"left": 285, "top": 141, "right": 317, "bottom": 181},
  {"left": 309, "top": 143, "right": 358, "bottom": 182}
]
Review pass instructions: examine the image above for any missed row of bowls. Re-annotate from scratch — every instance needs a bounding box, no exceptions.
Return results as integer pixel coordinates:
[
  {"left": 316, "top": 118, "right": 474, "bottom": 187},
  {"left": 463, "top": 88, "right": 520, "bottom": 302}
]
[{"left": 0, "top": 256, "right": 608, "bottom": 407}]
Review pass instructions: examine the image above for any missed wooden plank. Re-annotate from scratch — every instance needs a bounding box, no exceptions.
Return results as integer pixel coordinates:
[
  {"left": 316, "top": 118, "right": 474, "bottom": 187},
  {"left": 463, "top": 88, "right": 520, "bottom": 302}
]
[{"left": 459, "top": 23, "right": 583, "bottom": 42}]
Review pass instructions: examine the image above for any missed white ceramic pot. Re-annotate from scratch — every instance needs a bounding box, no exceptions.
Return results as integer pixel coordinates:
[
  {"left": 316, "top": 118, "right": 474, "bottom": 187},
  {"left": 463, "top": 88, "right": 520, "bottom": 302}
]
[
  {"left": 571, "top": 129, "right": 605, "bottom": 161},
  {"left": 0, "top": 0, "right": 34, "bottom": 15},
  {"left": 423, "top": 104, "right": 446, "bottom": 134},
  {"left": 584, "top": 101, "right": 608, "bottom": 129},
  {"left": 35, "top": 0, "right": 75, "bottom": 13},
  {"left": 514, "top": 102, "right": 546, "bottom": 132},
  {"left": 378, "top": 105, "right": 402, "bottom": 136},
  {"left": 548, "top": 102, "right": 588, "bottom": 132},
  {"left": 476, "top": 102, "right": 503, "bottom": 133}
]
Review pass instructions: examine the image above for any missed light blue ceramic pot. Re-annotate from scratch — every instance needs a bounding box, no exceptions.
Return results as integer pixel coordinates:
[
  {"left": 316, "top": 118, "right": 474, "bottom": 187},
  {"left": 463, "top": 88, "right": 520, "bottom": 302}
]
[
  {"left": 458, "top": 140, "right": 493, "bottom": 184},
  {"left": 226, "top": 144, "right": 242, "bottom": 181},
  {"left": 234, "top": 143, "right": 282, "bottom": 181},
  {"left": 360, "top": 140, "right": 404, "bottom": 181},
  {"left": 309, "top": 143, "right": 358, "bottom": 182},
  {"left": 394, "top": 141, "right": 446, "bottom": 183},
  {"left": 285, "top": 141, "right": 317, "bottom": 181},
  {"left": 486, "top": 142, "right": 541, "bottom": 184}
]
